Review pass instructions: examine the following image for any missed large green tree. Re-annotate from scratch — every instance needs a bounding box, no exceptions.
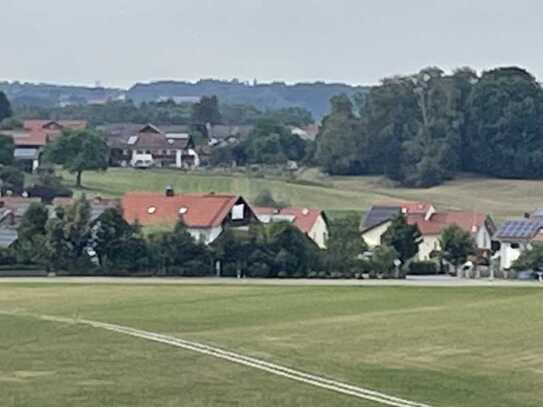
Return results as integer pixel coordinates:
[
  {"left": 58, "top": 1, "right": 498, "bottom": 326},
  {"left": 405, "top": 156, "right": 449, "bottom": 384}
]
[
  {"left": 0, "top": 92, "right": 12, "bottom": 123},
  {"left": 465, "top": 67, "right": 543, "bottom": 178},
  {"left": 0, "top": 134, "right": 15, "bottom": 166},
  {"left": 381, "top": 214, "right": 422, "bottom": 263},
  {"left": 439, "top": 224, "right": 476, "bottom": 272},
  {"left": 44, "top": 129, "right": 109, "bottom": 187},
  {"left": 315, "top": 95, "right": 366, "bottom": 175},
  {"left": 192, "top": 95, "right": 222, "bottom": 126}
]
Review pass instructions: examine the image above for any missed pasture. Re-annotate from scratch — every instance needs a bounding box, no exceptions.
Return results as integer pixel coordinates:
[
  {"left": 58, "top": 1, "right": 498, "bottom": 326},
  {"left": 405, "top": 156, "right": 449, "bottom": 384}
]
[
  {"left": 64, "top": 168, "right": 543, "bottom": 222},
  {"left": 1, "top": 283, "right": 542, "bottom": 406}
]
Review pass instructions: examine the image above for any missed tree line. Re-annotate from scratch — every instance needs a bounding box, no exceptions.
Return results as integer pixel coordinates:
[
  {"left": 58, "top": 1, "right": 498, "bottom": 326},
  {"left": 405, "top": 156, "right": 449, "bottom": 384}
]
[
  {"left": 9, "top": 96, "right": 314, "bottom": 128},
  {"left": 316, "top": 66, "right": 543, "bottom": 187}
]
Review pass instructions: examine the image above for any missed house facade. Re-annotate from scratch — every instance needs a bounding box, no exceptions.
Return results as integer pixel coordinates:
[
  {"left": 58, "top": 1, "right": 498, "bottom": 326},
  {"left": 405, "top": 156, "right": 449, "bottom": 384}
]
[
  {"left": 494, "top": 211, "right": 543, "bottom": 270},
  {"left": 4, "top": 120, "right": 87, "bottom": 172},
  {"left": 254, "top": 207, "right": 329, "bottom": 249},
  {"left": 361, "top": 202, "right": 495, "bottom": 261},
  {"left": 121, "top": 189, "right": 257, "bottom": 244},
  {"left": 106, "top": 124, "right": 200, "bottom": 169}
]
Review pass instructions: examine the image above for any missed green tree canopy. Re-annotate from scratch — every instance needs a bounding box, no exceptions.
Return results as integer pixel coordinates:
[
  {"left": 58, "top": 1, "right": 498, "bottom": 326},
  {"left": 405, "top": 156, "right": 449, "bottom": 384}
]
[
  {"left": 381, "top": 215, "right": 422, "bottom": 263},
  {"left": 439, "top": 224, "right": 476, "bottom": 269},
  {"left": 0, "top": 134, "right": 15, "bottom": 166},
  {"left": 0, "top": 92, "right": 12, "bottom": 123},
  {"left": 465, "top": 67, "right": 543, "bottom": 178},
  {"left": 512, "top": 242, "right": 543, "bottom": 271},
  {"left": 315, "top": 94, "right": 366, "bottom": 175},
  {"left": 192, "top": 95, "right": 222, "bottom": 126},
  {"left": 44, "top": 129, "right": 109, "bottom": 187}
]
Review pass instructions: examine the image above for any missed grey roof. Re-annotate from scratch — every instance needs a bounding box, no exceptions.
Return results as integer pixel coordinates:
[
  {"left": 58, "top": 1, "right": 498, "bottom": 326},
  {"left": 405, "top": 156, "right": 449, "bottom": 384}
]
[
  {"left": 532, "top": 208, "right": 543, "bottom": 218},
  {"left": 360, "top": 206, "right": 401, "bottom": 232},
  {"left": 494, "top": 219, "right": 543, "bottom": 240}
]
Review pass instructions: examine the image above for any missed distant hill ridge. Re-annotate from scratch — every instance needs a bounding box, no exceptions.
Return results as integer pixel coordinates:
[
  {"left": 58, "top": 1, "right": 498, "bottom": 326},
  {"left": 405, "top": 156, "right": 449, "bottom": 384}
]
[{"left": 0, "top": 79, "right": 368, "bottom": 119}]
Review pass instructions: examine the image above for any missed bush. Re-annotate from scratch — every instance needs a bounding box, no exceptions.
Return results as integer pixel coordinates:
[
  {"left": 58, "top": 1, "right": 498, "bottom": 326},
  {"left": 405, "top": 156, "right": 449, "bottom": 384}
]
[
  {"left": 221, "top": 263, "right": 239, "bottom": 277},
  {"left": 247, "top": 262, "right": 271, "bottom": 278},
  {"left": 409, "top": 261, "right": 439, "bottom": 275},
  {"left": 317, "top": 271, "right": 328, "bottom": 279},
  {"left": 277, "top": 271, "right": 289, "bottom": 278}
]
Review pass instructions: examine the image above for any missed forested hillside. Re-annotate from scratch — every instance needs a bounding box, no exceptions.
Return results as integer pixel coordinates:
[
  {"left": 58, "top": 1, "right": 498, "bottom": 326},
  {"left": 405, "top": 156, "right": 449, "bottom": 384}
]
[
  {"left": 127, "top": 80, "right": 367, "bottom": 119},
  {"left": 316, "top": 66, "right": 543, "bottom": 187},
  {"left": 1, "top": 80, "right": 368, "bottom": 119}
]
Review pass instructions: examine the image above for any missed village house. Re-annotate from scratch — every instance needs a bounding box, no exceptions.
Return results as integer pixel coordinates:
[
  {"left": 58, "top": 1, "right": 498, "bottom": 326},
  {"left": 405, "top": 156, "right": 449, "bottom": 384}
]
[
  {"left": 360, "top": 202, "right": 495, "bottom": 260},
  {"left": 105, "top": 123, "right": 200, "bottom": 169},
  {"left": 121, "top": 189, "right": 257, "bottom": 244},
  {"left": 493, "top": 209, "right": 543, "bottom": 270},
  {"left": 4, "top": 120, "right": 87, "bottom": 172},
  {"left": 253, "top": 207, "right": 329, "bottom": 249},
  {"left": 0, "top": 197, "right": 42, "bottom": 248}
]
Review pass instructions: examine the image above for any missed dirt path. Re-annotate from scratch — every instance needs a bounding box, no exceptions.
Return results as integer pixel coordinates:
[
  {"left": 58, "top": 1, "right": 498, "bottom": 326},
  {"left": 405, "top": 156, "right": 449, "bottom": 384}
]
[{"left": 1, "top": 310, "right": 432, "bottom": 407}]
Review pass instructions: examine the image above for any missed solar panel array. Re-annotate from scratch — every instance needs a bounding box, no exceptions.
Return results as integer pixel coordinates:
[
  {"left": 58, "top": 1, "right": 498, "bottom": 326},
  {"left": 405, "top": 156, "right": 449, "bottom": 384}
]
[
  {"left": 362, "top": 206, "right": 401, "bottom": 231},
  {"left": 495, "top": 220, "right": 543, "bottom": 239}
]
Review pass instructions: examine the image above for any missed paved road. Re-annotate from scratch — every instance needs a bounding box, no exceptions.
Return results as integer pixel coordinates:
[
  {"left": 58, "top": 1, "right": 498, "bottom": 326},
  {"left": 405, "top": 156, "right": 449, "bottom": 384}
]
[{"left": 0, "top": 276, "right": 542, "bottom": 287}]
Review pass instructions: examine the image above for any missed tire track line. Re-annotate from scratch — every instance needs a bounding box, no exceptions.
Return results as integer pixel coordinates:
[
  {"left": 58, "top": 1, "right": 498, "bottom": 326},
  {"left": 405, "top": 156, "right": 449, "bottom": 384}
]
[{"left": 3, "top": 311, "right": 433, "bottom": 407}]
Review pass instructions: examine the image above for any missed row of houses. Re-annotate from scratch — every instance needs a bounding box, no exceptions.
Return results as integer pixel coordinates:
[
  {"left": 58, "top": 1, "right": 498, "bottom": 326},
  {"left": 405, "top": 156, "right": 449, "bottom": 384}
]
[
  {"left": 0, "top": 188, "right": 329, "bottom": 250},
  {"left": 0, "top": 187, "right": 539, "bottom": 273},
  {"left": 360, "top": 202, "right": 496, "bottom": 261},
  {"left": 1, "top": 120, "right": 319, "bottom": 172}
]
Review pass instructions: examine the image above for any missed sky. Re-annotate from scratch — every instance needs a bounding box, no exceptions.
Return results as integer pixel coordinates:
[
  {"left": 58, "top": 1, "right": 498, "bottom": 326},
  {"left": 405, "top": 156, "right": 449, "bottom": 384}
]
[{"left": 2, "top": 0, "right": 542, "bottom": 89}]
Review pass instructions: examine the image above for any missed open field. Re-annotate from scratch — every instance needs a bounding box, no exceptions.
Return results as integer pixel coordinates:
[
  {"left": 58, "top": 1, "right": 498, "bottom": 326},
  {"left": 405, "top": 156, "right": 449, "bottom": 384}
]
[
  {"left": 65, "top": 168, "right": 543, "bottom": 222},
  {"left": 1, "top": 283, "right": 543, "bottom": 406}
]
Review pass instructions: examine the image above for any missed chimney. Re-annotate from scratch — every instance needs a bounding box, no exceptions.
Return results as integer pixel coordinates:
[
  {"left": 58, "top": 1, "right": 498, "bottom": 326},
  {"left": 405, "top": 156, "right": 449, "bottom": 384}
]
[{"left": 165, "top": 186, "right": 174, "bottom": 197}]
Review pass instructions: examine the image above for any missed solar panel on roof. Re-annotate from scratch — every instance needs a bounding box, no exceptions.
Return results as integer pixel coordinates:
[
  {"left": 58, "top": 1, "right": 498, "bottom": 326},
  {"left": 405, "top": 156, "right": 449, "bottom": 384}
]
[
  {"left": 127, "top": 136, "right": 139, "bottom": 145},
  {"left": 496, "top": 220, "right": 543, "bottom": 239}
]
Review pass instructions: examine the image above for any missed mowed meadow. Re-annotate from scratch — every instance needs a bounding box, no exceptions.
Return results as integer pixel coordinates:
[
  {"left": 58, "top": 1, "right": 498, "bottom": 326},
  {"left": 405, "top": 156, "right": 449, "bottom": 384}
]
[
  {"left": 1, "top": 283, "right": 543, "bottom": 407},
  {"left": 66, "top": 167, "right": 543, "bottom": 222}
]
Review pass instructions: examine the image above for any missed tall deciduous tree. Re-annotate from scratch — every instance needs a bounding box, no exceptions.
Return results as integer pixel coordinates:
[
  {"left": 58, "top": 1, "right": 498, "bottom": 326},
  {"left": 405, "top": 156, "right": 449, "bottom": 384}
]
[
  {"left": 0, "top": 92, "right": 12, "bottom": 123},
  {"left": 44, "top": 129, "right": 109, "bottom": 187},
  {"left": 0, "top": 134, "right": 15, "bottom": 166},
  {"left": 191, "top": 95, "right": 222, "bottom": 126},
  {"left": 465, "top": 67, "right": 543, "bottom": 179},
  {"left": 315, "top": 95, "right": 366, "bottom": 175}
]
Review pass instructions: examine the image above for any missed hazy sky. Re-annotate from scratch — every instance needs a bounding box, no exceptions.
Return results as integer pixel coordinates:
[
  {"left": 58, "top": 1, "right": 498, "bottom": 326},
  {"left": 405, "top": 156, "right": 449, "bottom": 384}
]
[{"left": 2, "top": 0, "right": 542, "bottom": 88}]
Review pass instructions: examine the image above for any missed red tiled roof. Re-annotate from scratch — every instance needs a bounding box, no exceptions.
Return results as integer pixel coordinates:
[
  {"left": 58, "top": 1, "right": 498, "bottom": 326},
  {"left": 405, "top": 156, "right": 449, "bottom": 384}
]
[
  {"left": 121, "top": 192, "right": 244, "bottom": 228},
  {"left": 407, "top": 211, "right": 488, "bottom": 236},
  {"left": 23, "top": 120, "right": 87, "bottom": 131},
  {"left": 13, "top": 133, "right": 48, "bottom": 147},
  {"left": 254, "top": 207, "right": 324, "bottom": 234},
  {"left": 400, "top": 202, "right": 433, "bottom": 215}
]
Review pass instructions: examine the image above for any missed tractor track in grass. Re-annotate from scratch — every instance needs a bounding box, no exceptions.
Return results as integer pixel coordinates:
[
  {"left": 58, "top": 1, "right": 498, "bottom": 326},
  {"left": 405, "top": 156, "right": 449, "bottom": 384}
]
[{"left": 1, "top": 310, "right": 433, "bottom": 407}]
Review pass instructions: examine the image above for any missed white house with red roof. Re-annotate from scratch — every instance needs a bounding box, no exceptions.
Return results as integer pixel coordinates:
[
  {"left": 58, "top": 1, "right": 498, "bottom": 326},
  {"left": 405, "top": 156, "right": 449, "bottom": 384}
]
[
  {"left": 121, "top": 188, "right": 256, "bottom": 244},
  {"left": 253, "top": 207, "right": 329, "bottom": 249},
  {"left": 361, "top": 202, "right": 495, "bottom": 260}
]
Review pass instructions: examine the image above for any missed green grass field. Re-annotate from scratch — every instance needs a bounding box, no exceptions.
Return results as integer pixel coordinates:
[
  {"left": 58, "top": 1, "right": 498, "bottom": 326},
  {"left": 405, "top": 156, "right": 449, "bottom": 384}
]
[
  {"left": 64, "top": 168, "right": 543, "bottom": 222},
  {"left": 1, "top": 283, "right": 542, "bottom": 406}
]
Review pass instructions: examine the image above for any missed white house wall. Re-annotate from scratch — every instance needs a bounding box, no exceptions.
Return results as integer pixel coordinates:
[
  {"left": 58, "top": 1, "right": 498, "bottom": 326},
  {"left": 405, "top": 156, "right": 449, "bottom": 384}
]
[
  {"left": 308, "top": 215, "right": 329, "bottom": 249},
  {"left": 361, "top": 221, "right": 391, "bottom": 248},
  {"left": 187, "top": 226, "right": 223, "bottom": 245}
]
